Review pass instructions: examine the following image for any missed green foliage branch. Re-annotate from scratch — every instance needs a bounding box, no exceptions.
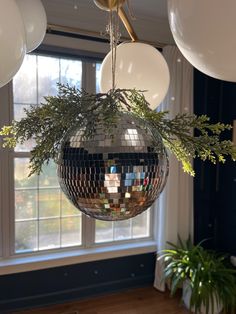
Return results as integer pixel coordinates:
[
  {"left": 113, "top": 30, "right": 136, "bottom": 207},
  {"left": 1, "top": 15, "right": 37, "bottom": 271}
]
[{"left": 0, "top": 84, "right": 235, "bottom": 176}]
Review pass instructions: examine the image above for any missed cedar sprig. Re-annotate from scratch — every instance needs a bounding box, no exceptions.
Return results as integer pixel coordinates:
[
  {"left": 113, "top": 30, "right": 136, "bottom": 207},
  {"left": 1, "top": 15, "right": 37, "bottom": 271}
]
[{"left": 0, "top": 84, "right": 235, "bottom": 176}]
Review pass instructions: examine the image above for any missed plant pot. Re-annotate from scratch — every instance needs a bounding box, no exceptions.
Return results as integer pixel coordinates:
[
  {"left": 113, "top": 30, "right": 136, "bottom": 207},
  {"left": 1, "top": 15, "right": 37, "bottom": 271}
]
[{"left": 182, "top": 280, "right": 223, "bottom": 314}]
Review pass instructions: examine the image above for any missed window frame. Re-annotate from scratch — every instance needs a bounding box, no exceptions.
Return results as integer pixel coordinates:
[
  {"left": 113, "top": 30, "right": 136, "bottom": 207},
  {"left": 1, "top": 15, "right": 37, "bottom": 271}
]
[{"left": 0, "top": 47, "right": 157, "bottom": 275}]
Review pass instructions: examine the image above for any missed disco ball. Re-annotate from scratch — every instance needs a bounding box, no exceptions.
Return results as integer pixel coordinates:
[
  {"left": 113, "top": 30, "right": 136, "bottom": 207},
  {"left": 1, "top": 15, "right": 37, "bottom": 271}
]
[{"left": 57, "top": 114, "right": 169, "bottom": 221}]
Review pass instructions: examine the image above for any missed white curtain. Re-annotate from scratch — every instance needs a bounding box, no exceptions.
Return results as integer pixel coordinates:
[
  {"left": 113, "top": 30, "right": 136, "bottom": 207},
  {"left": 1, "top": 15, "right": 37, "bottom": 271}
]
[{"left": 153, "top": 45, "right": 194, "bottom": 291}]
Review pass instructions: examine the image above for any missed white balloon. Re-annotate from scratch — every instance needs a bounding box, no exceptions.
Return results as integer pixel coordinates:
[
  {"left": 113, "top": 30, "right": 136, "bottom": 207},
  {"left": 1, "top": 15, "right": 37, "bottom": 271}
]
[
  {"left": 168, "top": 0, "right": 236, "bottom": 81},
  {"left": 16, "top": 0, "right": 47, "bottom": 53},
  {"left": 0, "top": 0, "right": 26, "bottom": 88},
  {"left": 100, "top": 42, "right": 170, "bottom": 110}
]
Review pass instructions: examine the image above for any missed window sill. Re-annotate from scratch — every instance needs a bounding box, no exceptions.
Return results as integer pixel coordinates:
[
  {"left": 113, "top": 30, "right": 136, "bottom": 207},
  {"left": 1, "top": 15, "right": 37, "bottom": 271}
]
[{"left": 0, "top": 241, "right": 157, "bottom": 275}]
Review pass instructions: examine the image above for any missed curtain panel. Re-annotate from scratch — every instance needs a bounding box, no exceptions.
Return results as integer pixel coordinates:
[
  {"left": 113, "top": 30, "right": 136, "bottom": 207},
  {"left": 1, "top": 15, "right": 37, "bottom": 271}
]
[{"left": 153, "top": 45, "right": 194, "bottom": 291}]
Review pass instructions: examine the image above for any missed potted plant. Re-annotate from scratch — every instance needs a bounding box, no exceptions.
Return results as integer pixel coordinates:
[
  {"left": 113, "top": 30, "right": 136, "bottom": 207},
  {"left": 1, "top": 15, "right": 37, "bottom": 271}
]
[{"left": 159, "top": 237, "right": 236, "bottom": 314}]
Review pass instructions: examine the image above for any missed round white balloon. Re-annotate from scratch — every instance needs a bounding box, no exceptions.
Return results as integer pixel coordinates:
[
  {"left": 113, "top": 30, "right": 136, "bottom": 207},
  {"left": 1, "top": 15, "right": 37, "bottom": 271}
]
[
  {"left": 100, "top": 42, "right": 170, "bottom": 110},
  {"left": 16, "top": 0, "right": 47, "bottom": 53},
  {"left": 168, "top": 0, "right": 236, "bottom": 81},
  {"left": 0, "top": 0, "right": 26, "bottom": 88}
]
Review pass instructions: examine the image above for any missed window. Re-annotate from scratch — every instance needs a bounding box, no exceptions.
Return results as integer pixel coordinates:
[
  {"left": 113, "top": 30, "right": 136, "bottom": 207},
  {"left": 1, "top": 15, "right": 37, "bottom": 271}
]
[
  {"left": 13, "top": 55, "right": 83, "bottom": 254},
  {"left": 0, "top": 51, "right": 154, "bottom": 271}
]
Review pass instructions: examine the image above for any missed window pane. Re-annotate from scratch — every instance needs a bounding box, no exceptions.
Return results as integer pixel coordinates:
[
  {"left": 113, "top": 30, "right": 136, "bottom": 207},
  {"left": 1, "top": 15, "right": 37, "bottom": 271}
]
[
  {"left": 95, "top": 220, "right": 113, "bottom": 243},
  {"left": 13, "top": 54, "right": 37, "bottom": 152},
  {"left": 15, "top": 158, "right": 37, "bottom": 189},
  {"left": 13, "top": 54, "right": 37, "bottom": 104},
  {"left": 38, "top": 56, "right": 60, "bottom": 103},
  {"left": 114, "top": 220, "right": 131, "bottom": 240},
  {"left": 132, "top": 210, "right": 150, "bottom": 238},
  {"left": 14, "top": 104, "right": 36, "bottom": 152},
  {"left": 15, "top": 221, "right": 37, "bottom": 253},
  {"left": 61, "top": 193, "right": 80, "bottom": 216},
  {"left": 60, "top": 59, "right": 82, "bottom": 89},
  {"left": 39, "top": 219, "right": 60, "bottom": 250},
  {"left": 61, "top": 217, "right": 81, "bottom": 247},
  {"left": 96, "top": 63, "right": 101, "bottom": 93},
  {"left": 15, "top": 189, "right": 37, "bottom": 220},
  {"left": 38, "top": 189, "right": 60, "bottom": 218},
  {"left": 14, "top": 104, "right": 36, "bottom": 121},
  {"left": 14, "top": 103, "right": 36, "bottom": 151},
  {"left": 39, "top": 161, "right": 59, "bottom": 187},
  {"left": 95, "top": 209, "right": 151, "bottom": 243}
]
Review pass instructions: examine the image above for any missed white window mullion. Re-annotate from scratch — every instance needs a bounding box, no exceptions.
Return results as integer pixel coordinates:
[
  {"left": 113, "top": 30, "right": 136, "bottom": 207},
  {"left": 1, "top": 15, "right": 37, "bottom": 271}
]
[
  {"left": 81, "top": 60, "right": 97, "bottom": 247},
  {"left": 0, "top": 82, "right": 15, "bottom": 258},
  {"left": 8, "top": 152, "right": 16, "bottom": 256},
  {"left": 82, "top": 216, "right": 95, "bottom": 248},
  {"left": 149, "top": 205, "right": 156, "bottom": 240}
]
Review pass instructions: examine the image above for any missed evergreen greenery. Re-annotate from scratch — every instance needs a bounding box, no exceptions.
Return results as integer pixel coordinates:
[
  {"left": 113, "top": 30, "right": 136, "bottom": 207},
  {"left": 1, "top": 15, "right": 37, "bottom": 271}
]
[
  {"left": 159, "top": 237, "right": 236, "bottom": 314},
  {"left": 0, "top": 84, "right": 235, "bottom": 176}
]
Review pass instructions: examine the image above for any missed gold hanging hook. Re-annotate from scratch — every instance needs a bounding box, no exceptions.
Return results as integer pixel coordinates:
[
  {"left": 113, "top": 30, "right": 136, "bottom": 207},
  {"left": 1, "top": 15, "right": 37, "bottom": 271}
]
[{"left": 94, "top": 0, "right": 138, "bottom": 42}]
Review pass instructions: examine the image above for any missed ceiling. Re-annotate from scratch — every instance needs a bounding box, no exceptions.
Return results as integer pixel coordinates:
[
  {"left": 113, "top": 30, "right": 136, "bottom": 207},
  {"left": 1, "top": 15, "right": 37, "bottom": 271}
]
[
  {"left": 129, "top": 0, "right": 168, "bottom": 19},
  {"left": 41, "top": 0, "right": 174, "bottom": 46}
]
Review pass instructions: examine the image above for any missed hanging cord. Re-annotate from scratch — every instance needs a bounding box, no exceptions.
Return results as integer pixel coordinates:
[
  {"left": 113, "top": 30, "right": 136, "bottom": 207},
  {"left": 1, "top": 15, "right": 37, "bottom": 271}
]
[{"left": 106, "top": 2, "right": 121, "bottom": 90}]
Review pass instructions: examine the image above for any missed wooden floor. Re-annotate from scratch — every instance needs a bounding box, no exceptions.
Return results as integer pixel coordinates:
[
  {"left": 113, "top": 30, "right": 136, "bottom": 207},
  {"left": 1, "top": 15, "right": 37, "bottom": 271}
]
[{"left": 13, "top": 286, "right": 190, "bottom": 314}]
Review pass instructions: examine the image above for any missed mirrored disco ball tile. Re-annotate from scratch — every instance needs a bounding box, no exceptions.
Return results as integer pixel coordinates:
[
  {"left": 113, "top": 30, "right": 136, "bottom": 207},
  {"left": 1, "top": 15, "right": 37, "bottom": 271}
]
[{"left": 57, "top": 114, "right": 169, "bottom": 221}]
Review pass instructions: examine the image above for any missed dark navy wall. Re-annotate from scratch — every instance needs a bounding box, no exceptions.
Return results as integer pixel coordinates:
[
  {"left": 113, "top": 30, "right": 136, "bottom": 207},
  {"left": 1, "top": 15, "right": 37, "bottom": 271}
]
[
  {"left": 194, "top": 69, "right": 236, "bottom": 254},
  {"left": 0, "top": 252, "right": 156, "bottom": 313}
]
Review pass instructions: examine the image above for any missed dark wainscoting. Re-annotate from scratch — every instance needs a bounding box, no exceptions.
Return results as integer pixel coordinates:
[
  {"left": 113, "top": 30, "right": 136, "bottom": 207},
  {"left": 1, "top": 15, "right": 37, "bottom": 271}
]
[
  {"left": 0, "top": 252, "right": 156, "bottom": 313},
  {"left": 194, "top": 69, "right": 236, "bottom": 254}
]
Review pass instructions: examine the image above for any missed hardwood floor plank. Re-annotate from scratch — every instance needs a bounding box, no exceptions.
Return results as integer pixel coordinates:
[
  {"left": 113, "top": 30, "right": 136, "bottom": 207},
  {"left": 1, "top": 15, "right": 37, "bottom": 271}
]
[{"left": 13, "top": 286, "right": 190, "bottom": 314}]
